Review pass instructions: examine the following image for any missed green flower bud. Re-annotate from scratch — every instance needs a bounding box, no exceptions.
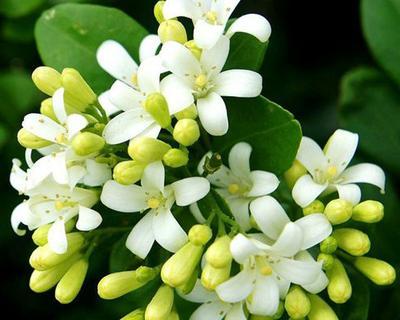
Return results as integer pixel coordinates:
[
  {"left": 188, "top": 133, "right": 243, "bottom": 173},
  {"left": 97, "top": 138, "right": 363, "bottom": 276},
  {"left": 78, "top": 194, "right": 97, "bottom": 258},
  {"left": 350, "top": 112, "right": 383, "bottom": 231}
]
[
  {"left": 71, "top": 132, "right": 105, "bottom": 156},
  {"left": 55, "top": 258, "right": 88, "bottom": 304},
  {"left": 143, "top": 93, "right": 171, "bottom": 128},
  {"left": 154, "top": 1, "right": 166, "bottom": 24},
  {"left": 188, "top": 224, "right": 212, "bottom": 246},
  {"left": 352, "top": 200, "right": 384, "bottom": 223},
  {"left": 273, "top": 301, "right": 285, "bottom": 319},
  {"left": 40, "top": 98, "right": 58, "bottom": 121},
  {"left": 32, "top": 219, "right": 76, "bottom": 246},
  {"left": 317, "top": 253, "right": 334, "bottom": 271},
  {"left": 327, "top": 258, "right": 352, "bottom": 304},
  {"left": 17, "top": 128, "right": 52, "bottom": 149},
  {"left": 29, "top": 233, "right": 86, "bottom": 271},
  {"left": 62, "top": 68, "right": 97, "bottom": 110},
  {"left": 332, "top": 228, "right": 370, "bottom": 256},
  {"left": 319, "top": 236, "right": 337, "bottom": 254},
  {"left": 184, "top": 41, "right": 202, "bottom": 60},
  {"left": 121, "top": 309, "right": 145, "bottom": 320},
  {"left": 284, "top": 160, "right": 307, "bottom": 189},
  {"left": 324, "top": 199, "right": 353, "bottom": 225},
  {"left": 128, "top": 137, "right": 171, "bottom": 164},
  {"left": 163, "top": 149, "right": 189, "bottom": 168},
  {"left": 167, "top": 309, "right": 179, "bottom": 320},
  {"left": 98, "top": 266, "right": 158, "bottom": 300},
  {"left": 177, "top": 268, "right": 198, "bottom": 295},
  {"left": 250, "top": 316, "right": 273, "bottom": 320},
  {"left": 161, "top": 242, "right": 203, "bottom": 288},
  {"left": 113, "top": 160, "right": 146, "bottom": 185},
  {"left": 284, "top": 286, "right": 311, "bottom": 319},
  {"left": 158, "top": 20, "right": 188, "bottom": 44},
  {"left": 303, "top": 200, "right": 325, "bottom": 216},
  {"left": 173, "top": 119, "right": 200, "bottom": 146},
  {"left": 145, "top": 285, "right": 174, "bottom": 320},
  {"left": 32, "top": 66, "right": 62, "bottom": 96},
  {"left": 353, "top": 257, "right": 396, "bottom": 285},
  {"left": 307, "top": 295, "right": 338, "bottom": 320},
  {"left": 201, "top": 263, "right": 231, "bottom": 290},
  {"left": 205, "top": 235, "right": 232, "bottom": 268},
  {"left": 175, "top": 104, "right": 198, "bottom": 120}
]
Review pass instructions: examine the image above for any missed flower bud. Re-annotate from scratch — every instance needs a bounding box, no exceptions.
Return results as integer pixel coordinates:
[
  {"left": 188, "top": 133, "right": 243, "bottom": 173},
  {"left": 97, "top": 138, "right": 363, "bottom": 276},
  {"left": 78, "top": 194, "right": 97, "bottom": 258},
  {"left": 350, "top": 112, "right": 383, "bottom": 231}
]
[
  {"left": 250, "top": 316, "right": 273, "bottom": 320},
  {"left": 175, "top": 104, "right": 198, "bottom": 120},
  {"left": 353, "top": 257, "right": 396, "bottom": 285},
  {"left": 307, "top": 294, "right": 338, "bottom": 320},
  {"left": 167, "top": 309, "right": 179, "bottom": 320},
  {"left": 319, "top": 236, "right": 337, "bottom": 254},
  {"left": 327, "top": 258, "right": 352, "bottom": 304},
  {"left": 284, "top": 160, "right": 307, "bottom": 189},
  {"left": 98, "top": 266, "right": 158, "bottom": 299},
  {"left": 352, "top": 200, "right": 384, "bottom": 223},
  {"left": 173, "top": 119, "right": 200, "bottom": 146},
  {"left": 177, "top": 268, "right": 198, "bottom": 295},
  {"left": 332, "top": 228, "right": 370, "bottom": 256},
  {"left": 163, "top": 149, "right": 189, "bottom": 168},
  {"left": 284, "top": 286, "right": 311, "bottom": 319},
  {"left": 128, "top": 137, "right": 171, "bottom": 164},
  {"left": 32, "top": 219, "right": 75, "bottom": 246},
  {"left": 40, "top": 98, "right": 58, "bottom": 121},
  {"left": 62, "top": 68, "right": 97, "bottom": 110},
  {"left": 32, "top": 66, "right": 62, "bottom": 96},
  {"left": 201, "top": 263, "right": 231, "bottom": 290},
  {"left": 188, "top": 224, "right": 212, "bottom": 246},
  {"left": 55, "top": 258, "right": 88, "bottom": 304},
  {"left": 121, "top": 309, "right": 145, "bottom": 320},
  {"left": 145, "top": 285, "right": 174, "bottom": 320},
  {"left": 317, "top": 253, "right": 334, "bottom": 271},
  {"left": 158, "top": 20, "right": 187, "bottom": 44},
  {"left": 154, "top": 1, "right": 166, "bottom": 24},
  {"left": 161, "top": 242, "right": 203, "bottom": 288},
  {"left": 184, "top": 41, "right": 202, "bottom": 60},
  {"left": 303, "top": 200, "right": 325, "bottom": 216},
  {"left": 29, "top": 233, "right": 86, "bottom": 271},
  {"left": 324, "top": 199, "right": 353, "bottom": 225},
  {"left": 143, "top": 93, "right": 171, "bottom": 128},
  {"left": 205, "top": 235, "right": 232, "bottom": 268},
  {"left": 113, "top": 160, "right": 145, "bottom": 185},
  {"left": 71, "top": 132, "right": 105, "bottom": 156},
  {"left": 17, "top": 128, "right": 52, "bottom": 149}
]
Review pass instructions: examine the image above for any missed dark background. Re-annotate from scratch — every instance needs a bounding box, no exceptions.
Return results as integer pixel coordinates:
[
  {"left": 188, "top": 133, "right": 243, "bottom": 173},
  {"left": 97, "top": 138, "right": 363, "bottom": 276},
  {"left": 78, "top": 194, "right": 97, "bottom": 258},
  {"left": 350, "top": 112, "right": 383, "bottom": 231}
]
[{"left": 0, "top": 0, "right": 397, "bottom": 319}]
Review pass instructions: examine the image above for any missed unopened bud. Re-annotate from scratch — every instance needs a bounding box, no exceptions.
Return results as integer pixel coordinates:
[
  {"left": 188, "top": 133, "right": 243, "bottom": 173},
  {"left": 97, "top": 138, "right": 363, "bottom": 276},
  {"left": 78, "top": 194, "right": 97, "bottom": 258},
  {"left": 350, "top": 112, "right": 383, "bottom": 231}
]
[
  {"left": 327, "top": 258, "right": 352, "bottom": 304},
  {"left": 201, "top": 263, "right": 231, "bottom": 290},
  {"left": 205, "top": 236, "right": 232, "bottom": 268},
  {"left": 32, "top": 66, "right": 62, "bottom": 96},
  {"left": 324, "top": 199, "right": 353, "bottom": 225},
  {"left": 250, "top": 316, "right": 273, "bottom": 320},
  {"left": 121, "top": 309, "right": 145, "bottom": 320},
  {"left": 62, "top": 68, "right": 97, "bottom": 110},
  {"left": 128, "top": 137, "right": 171, "bottom": 164},
  {"left": 319, "top": 236, "right": 337, "bottom": 254},
  {"left": 154, "top": 1, "right": 166, "bottom": 24},
  {"left": 145, "top": 285, "right": 174, "bottom": 320},
  {"left": 317, "top": 253, "right": 334, "bottom": 271},
  {"left": 175, "top": 104, "right": 198, "bottom": 120},
  {"left": 167, "top": 309, "right": 179, "bottom": 320},
  {"left": 71, "top": 132, "right": 105, "bottom": 156},
  {"left": 188, "top": 224, "right": 212, "bottom": 246},
  {"left": 29, "top": 233, "right": 86, "bottom": 271},
  {"left": 284, "top": 160, "right": 307, "bottom": 189},
  {"left": 143, "top": 93, "right": 171, "bottom": 128},
  {"left": 163, "top": 149, "right": 189, "bottom": 168},
  {"left": 173, "top": 119, "right": 200, "bottom": 146},
  {"left": 158, "top": 20, "right": 187, "bottom": 44},
  {"left": 303, "top": 200, "right": 325, "bottom": 216},
  {"left": 32, "top": 219, "right": 75, "bottom": 246},
  {"left": 177, "top": 268, "right": 198, "bottom": 295},
  {"left": 353, "top": 257, "right": 396, "bottom": 285},
  {"left": 352, "top": 200, "right": 384, "bottom": 223},
  {"left": 55, "top": 258, "right": 88, "bottom": 304},
  {"left": 184, "top": 41, "right": 202, "bottom": 60},
  {"left": 284, "top": 286, "right": 311, "bottom": 319},
  {"left": 307, "top": 294, "right": 338, "bottom": 320},
  {"left": 113, "top": 160, "right": 145, "bottom": 185},
  {"left": 17, "top": 128, "right": 52, "bottom": 149},
  {"left": 333, "top": 228, "right": 370, "bottom": 256},
  {"left": 40, "top": 98, "right": 58, "bottom": 121}
]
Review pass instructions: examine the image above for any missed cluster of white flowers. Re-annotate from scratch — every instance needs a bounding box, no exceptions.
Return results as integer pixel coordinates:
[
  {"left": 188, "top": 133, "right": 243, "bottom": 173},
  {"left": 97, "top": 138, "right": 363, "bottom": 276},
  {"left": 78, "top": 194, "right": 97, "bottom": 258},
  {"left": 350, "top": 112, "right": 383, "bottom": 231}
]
[{"left": 9, "top": 0, "right": 395, "bottom": 318}]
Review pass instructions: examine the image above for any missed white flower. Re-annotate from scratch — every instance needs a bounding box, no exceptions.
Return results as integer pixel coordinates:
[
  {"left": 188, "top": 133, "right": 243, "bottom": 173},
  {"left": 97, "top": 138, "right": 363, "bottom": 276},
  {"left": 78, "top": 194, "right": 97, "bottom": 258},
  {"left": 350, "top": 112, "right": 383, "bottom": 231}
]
[
  {"left": 21, "top": 88, "right": 111, "bottom": 189},
  {"left": 10, "top": 161, "right": 102, "bottom": 253},
  {"left": 163, "top": 0, "right": 271, "bottom": 49},
  {"left": 292, "top": 129, "right": 386, "bottom": 207},
  {"left": 195, "top": 142, "right": 279, "bottom": 231},
  {"left": 160, "top": 36, "right": 262, "bottom": 136},
  {"left": 100, "top": 161, "right": 210, "bottom": 258},
  {"left": 181, "top": 280, "right": 246, "bottom": 320}
]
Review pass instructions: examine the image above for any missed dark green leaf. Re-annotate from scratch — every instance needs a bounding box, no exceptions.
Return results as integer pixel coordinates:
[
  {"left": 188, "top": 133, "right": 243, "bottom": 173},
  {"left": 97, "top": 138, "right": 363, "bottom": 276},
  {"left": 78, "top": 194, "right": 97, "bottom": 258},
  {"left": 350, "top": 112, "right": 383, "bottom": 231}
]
[
  {"left": 2, "top": 16, "right": 36, "bottom": 43},
  {"left": 109, "top": 233, "right": 140, "bottom": 273},
  {"left": 212, "top": 96, "right": 302, "bottom": 175},
  {"left": 338, "top": 67, "right": 400, "bottom": 174},
  {"left": 0, "top": 125, "right": 9, "bottom": 148},
  {"left": 0, "top": 0, "right": 45, "bottom": 18},
  {"left": 35, "top": 4, "right": 148, "bottom": 93},
  {"left": 362, "top": 0, "right": 400, "bottom": 86}
]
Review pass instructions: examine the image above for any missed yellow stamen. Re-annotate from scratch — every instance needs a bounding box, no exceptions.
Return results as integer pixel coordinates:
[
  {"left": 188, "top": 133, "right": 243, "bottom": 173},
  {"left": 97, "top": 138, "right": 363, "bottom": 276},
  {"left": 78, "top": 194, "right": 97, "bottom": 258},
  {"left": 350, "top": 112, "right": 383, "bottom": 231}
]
[
  {"left": 147, "top": 197, "right": 161, "bottom": 209},
  {"left": 195, "top": 74, "right": 208, "bottom": 88},
  {"left": 256, "top": 257, "right": 273, "bottom": 276},
  {"left": 326, "top": 165, "right": 338, "bottom": 180},
  {"left": 205, "top": 11, "right": 218, "bottom": 24},
  {"left": 56, "top": 133, "right": 67, "bottom": 144},
  {"left": 54, "top": 200, "right": 75, "bottom": 211},
  {"left": 131, "top": 73, "right": 138, "bottom": 86},
  {"left": 228, "top": 183, "right": 240, "bottom": 195}
]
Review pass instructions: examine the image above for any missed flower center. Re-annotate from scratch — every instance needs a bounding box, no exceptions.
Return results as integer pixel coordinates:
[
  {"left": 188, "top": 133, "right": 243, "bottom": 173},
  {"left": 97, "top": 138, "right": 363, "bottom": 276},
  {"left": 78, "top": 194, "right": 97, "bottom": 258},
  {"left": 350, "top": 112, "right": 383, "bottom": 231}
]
[
  {"left": 195, "top": 74, "right": 208, "bottom": 89},
  {"left": 147, "top": 197, "right": 161, "bottom": 209},
  {"left": 256, "top": 257, "right": 273, "bottom": 276},
  {"left": 56, "top": 133, "right": 68, "bottom": 144},
  {"left": 131, "top": 73, "right": 138, "bottom": 86},
  {"left": 326, "top": 165, "right": 338, "bottom": 180},
  {"left": 205, "top": 11, "right": 218, "bottom": 24},
  {"left": 55, "top": 200, "right": 76, "bottom": 211},
  {"left": 228, "top": 183, "right": 240, "bottom": 195}
]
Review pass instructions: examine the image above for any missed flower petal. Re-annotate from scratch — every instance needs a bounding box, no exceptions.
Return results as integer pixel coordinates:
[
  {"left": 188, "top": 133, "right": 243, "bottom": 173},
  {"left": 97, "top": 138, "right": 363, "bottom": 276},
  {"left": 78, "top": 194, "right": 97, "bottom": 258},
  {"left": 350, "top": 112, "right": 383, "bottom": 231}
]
[
  {"left": 226, "top": 14, "right": 272, "bottom": 42},
  {"left": 141, "top": 161, "right": 165, "bottom": 192},
  {"left": 216, "top": 268, "right": 256, "bottom": 303},
  {"left": 10, "top": 159, "right": 27, "bottom": 194},
  {"left": 270, "top": 222, "right": 303, "bottom": 257},
  {"left": 139, "top": 34, "right": 161, "bottom": 62},
  {"left": 190, "top": 301, "right": 230, "bottom": 320},
  {"left": 296, "top": 137, "right": 327, "bottom": 175},
  {"left": 52, "top": 88, "right": 67, "bottom": 124},
  {"left": 109, "top": 80, "right": 143, "bottom": 111},
  {"left": 248, "top": 170, "right": 279, "bottom": 197},
  {"left": 136, "top": 122, "right": 162, "bottom": 139},
  {"left": 247, "top": 275, "right": 279, "bottom": 316},
  {"left": 226, "top": 303, "right": 246, "bottom": 320},
  {"left": 340, "top": 163, "right": 385, "bottom": 192},
  {"left": 335, "top": 183, "right": 361, "bottom": 205},
  {"left": 101, "top": 180, "right": 147, "bottom": 212},
  {"left": 163, "top": 0, "right": 200, "bottom": 20},
  {"left": 198, "top": 152, "right": 235, "bottom": 188},
  {"left": 66, "top": 114, "right": 88, "bottom": 140},
  {"left": 214, "top": 70, "right": 262, "bottom": 98},
  {"left": 272, "top": 257, "right": 321, "bottom": 286},
  {"left": 201, "top": 36, "right": 230, "bottom": 77},
  {"left": 68, "top": 165, "right": 87, "bottom": 189},
  {"left": 51, "top": 152, "right": 69, "bottom": 185},
  {"left": 181, "top": 279, "right": 218, "bottom": 303},
  {"left": 98, "top": 91, "right": 120, "bottom": 116},
  {"left": 126, "top": 212, "right": 155, "bottom": 259},
  {"left": 230, "top": 233, "right": 263, "bottom": 264},
  {"left": 48, "top": 218, "right": 67, "bottom": 254},
  {"left": 228, "top": 142, "right": 252, "bottom": 179},
  {"left": 292, "top": 175, "right": 328, "bottom": 208},
  {"left": 76, "top": 206, "right": 102, "bottom": 231},
  {"left": 197, "top": 92, "right": 228, "bottom": 138},
  {"left": 194, "top": 20, "right": 225, "bottom": 49},
  {"left": 189, "top": 203, "right": 206, "bottom": 224},
  {"left": 11, "top": 202, "right": 29, "bottom": 236},
  {"left": 82, "top": 159, "right": 111, "bottom": 187},
  {"left": 296, "top": 251, "right": 328, "bottom": 294},
  {"left": 160, "top": 74, "right": 194, "bottom": 114},
  {"left": 22, "top": 113, "right": 65, "bottom": 143},
  {"left": 295, "top": 214, "right": 332, "bottom": 250},
  {"left": 171, "top": 177, "right": 210, "bottom": 206},
  {"left": 227, "top": 197, "right": 251, "bottom": 231},
  {"left": 137, "top": 56, "right": 162, "bottom": 93}
]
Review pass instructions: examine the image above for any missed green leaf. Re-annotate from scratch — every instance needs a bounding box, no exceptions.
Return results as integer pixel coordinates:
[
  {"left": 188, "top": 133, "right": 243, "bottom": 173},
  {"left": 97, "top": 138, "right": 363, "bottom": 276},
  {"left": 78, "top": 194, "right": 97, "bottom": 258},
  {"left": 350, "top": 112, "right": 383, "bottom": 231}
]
[
  {"left": 0, "top": 0, "right": 45, "bottom": 18},
  {"left": 109, "top": 234, "right": 139, "bottom": 273},
  {"left": 35, "top": 4, "right": 148, "bottom": 93},
  {"left": 2, "top": 16, "right": 36, "bottom": 43},
  {"left": 338, "top": 67, "right": 400, "bottom": 174},
  {"left": 362, "top": 0, "right": 400, "bottom": 86},
  {"left": 211, "top": 96, "right": 302, "bottom": 175}
]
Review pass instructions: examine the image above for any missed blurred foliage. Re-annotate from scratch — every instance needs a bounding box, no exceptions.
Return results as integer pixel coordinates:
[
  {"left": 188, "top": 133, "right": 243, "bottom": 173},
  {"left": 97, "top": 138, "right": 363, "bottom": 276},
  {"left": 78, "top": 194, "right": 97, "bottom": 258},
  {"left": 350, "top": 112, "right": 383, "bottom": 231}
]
[{"left": 0, "top": 0, "right": 398, "bottom": 319}]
